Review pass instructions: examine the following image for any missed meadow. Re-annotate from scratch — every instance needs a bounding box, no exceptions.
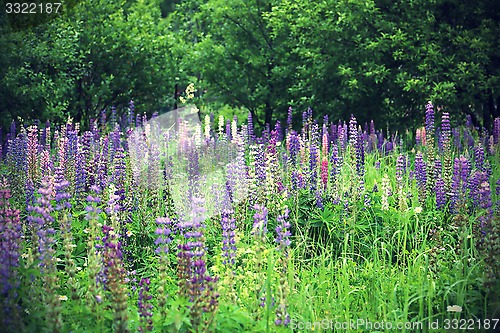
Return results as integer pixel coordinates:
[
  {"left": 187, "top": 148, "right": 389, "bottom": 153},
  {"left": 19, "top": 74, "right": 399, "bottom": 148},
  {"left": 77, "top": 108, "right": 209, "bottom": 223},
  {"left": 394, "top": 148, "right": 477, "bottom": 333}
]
[{"left": 0, "top": 102, "right": 499, "bottom": 332}]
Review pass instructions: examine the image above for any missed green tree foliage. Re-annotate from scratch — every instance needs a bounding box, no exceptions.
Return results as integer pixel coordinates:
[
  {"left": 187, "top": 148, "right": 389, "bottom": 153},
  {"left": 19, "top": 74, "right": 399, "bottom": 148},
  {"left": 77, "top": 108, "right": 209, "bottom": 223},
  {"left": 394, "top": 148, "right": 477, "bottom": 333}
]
[
  {"left": 0, "top": 0, "right": 499, "bottom": 132},
  {"left": 171, "top": 0, "right": 500, "bottom": 130},
  {"left": 0, "top": 0, "right": 175, "bottom": 130}
]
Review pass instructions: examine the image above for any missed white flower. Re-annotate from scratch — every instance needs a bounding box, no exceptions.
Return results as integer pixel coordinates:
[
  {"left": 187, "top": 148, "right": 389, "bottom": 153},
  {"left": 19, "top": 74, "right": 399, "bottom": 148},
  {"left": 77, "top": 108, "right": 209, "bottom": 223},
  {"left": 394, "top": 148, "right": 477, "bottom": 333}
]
[
  {"left": 414, "top": 206, "right": 422, "bottom": 214},
  {"left": 59, "top": 295, "right": 68, "bottom": 301}
]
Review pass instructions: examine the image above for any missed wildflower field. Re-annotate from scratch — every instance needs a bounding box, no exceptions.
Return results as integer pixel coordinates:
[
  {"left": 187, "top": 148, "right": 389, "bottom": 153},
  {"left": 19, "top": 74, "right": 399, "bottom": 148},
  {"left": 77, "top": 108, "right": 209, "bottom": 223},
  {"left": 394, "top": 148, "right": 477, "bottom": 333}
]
[{"left": 0, "top": 102, "right": 499, "bottom": 333}]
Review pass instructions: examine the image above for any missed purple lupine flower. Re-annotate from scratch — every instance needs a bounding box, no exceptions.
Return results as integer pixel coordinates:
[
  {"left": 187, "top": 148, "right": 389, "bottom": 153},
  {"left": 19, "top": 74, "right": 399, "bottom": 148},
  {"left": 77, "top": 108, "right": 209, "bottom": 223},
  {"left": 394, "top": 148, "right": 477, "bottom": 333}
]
[
  {"left": 290, "top": 171, "right": 299, "bottom": 191},
  {"left": 275, "top": 120, "right": 282, "bottom": 142},
  {"left": 255, "top": 144, "right": 266, "bottom": 189},
  {"left": 356, "top": 127, "right": 365, "bottom": 178},
  {"left": 252, "top": 204, "right": 268, "bottom": 239},
  {"left": 138, "top": 278, "right": 153, "bottom": 332},
  {"left": 434, "top": 158, "right": 442, "bottom": 179},
  {"left": 111, "top": 147, "right": 126, "bottom": 202},
  {"left": 26, "top": 125, "right": 39, "bottom": 184},
  {"left": 101, "top": 224, "right": 129, "bottom": 332},
  {"left": 337, "top": 122, "right": 346, "bottom": 151},
  {"left": 0, "top": 183, "right": 22, "bottom": 296},
  {"left": 275, "top": 208, "right": 291, "bottom": 253},
  {"left": 474, "top": 143, "right": 485, "bottom": 172},
  {"left": 25, "top": 178, "right": 35, "bottom": 209},
  {"left": 493, "top": 117, "right": 500, "bottom": 145},
  {"left": 225, "top": 120, "right": 232, "bottom": 141},
  {"left": 75, "top": 144, "right": 87, "bottom": 197},
  {"left": 414, "top": 152, "right": 427, "bottom": 203},
  {"left": 155, "top": 216, "right": 172, "bottom": 318},
  {"left": 155, "top": 217, "right": 173, "bottom": 255},
  {"left": 441, "top": 112, "right": 451, "bottom": 143},
  {"left": 288, "top": 131, "right": 300, "bottom": 165},
  {"left": 450, "top": 156, "right": 469, "bottom": 212},
  {"left": 27, "top": 176, "right": 56, "bottom": 267},
  {"left": 330, "top": 122, "right": 337, "bottom": 144},
  {"left": 435, "top": 175, "right": 446, "bottom": 210},
  {"left": 348, "top": 115, "right": 358, "bottom": 147},
  {"left": 96, "top": 137, "right": 109, "bottom": 190},
  {"left": 452, "top": 128, "right": 462, "bottom": 151},
  {"left": 274, "top": 206, "right": 291, "bottom": 327},
  {"left": 425, "top": 101, "right": 435, "bottom": 136},
  {"left": 0, "top": 182, "right": 22, "bottom": 330},
  {"left": 221, "top": 210, "right": 237, "bottom": 265},
  {"left": 469, "top": 171, "right": 489, "bottom": 209},
  {"left": 396, "top": 154, "right": 406, "bottom": 182},
  {"left": 286, "top": 107, "right": 293, "bottom": 131},
  {"left": 177, "top": 197, "right": 207, "bottom": 294},
  {"left": 329, "top": 143, "right": 341, "bottom": 184}
]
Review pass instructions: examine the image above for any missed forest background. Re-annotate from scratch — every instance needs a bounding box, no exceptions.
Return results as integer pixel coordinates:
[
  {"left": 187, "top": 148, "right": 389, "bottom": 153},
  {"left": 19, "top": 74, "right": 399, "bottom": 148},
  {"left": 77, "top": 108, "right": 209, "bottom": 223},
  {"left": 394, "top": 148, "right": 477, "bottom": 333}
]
[{"left": 0, "top": 0, "right": 499, "bottom": 132}]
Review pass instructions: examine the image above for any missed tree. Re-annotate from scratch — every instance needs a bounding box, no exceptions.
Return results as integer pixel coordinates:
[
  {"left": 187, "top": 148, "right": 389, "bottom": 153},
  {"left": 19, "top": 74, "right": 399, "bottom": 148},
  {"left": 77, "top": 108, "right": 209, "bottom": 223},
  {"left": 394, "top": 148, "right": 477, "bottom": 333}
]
[{"left": 0, "top": 0, "right": 176, "bottom": 130}]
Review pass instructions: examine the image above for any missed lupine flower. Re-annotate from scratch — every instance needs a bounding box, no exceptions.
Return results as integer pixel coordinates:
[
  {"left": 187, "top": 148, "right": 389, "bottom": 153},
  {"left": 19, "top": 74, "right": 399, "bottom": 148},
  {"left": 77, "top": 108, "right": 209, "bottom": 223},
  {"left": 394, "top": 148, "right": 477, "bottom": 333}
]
[
  {"left": 469, "top": 171, "right": 489, "bottom": 210},
  {"left": 329, "top": 143, "right": 340, "bottom": 187},
  {"left": 288, "top": 131, "right": 300, "bottom": 165},
  {"left": 493, "top": 117, "right": 500, "bottom": 145},
  {"left": 349, "top": 115, "right": 358, "bottom": 147},
  {"left": 138, "top": 278, "right": 153, "bottom": 332},
  {"left": 177, "top": 196, "right": 207, "bottom": 297},
  {"left": 478, "top": 180, "right": 493, "bottom": 239},
  {"left": 286, "top": 107, "right": 293, "bottom": 132},
  {"left": 356, "top": 127, "right": 365, "bottom": 178},
  {"left": 221, "top": 210, "right": 237, "bottom": 265},
  {"left": 27, "top": 176, "right": 63, "bottom": 332},
  {"left": 425, "top": 102, "right": 435, "bottom": 136},
  {"left": 225, "top": 119, "right": 232, "bottom": 142},
  {"left": 275, "top": 207, "right": 291, "bottom": 253},
  {"left": 414, "top": 152, "right": 427, "bottom": 204},
  {"left": 381, "top": 174, "right": 391, "bottom": 211},
  {"left": 247, "top": 111, "right": 254, "bottom": 144},
  {"left": 474, "top": 143, "right": 485, "bottom": 172},
  {"left": 450, "top": 156, "right": 470, "bottom": 212},
  {"left": 27, "top": 176, "right": 55, "bottom": 266},
  {"left": 155, "top": 217, "right": 172, "bottom": 318},
  {"left": 320, "top": 157, "right": 328, "bottom": 190},
  {"left": 396, "top": 154, "right": 406, "bottom": 183},
  {"left": 111, "top": 147, "right": 127, "bottom": 202},
  {"left": 0, "top": 181, "right": 22, "bottom": 330},
  {"left": 275, "top": 206, "right": 291, "bottom": 327},
  {"left": 27, "top": 125, "right": 39, "bottom": 184},
  {"left": 425, "top": 102, "right": 436, "bottom": 193},
  {"left": 177, "top": 197, "right": 219, "bottom": 330},
  {"left": 265, "top": 131, "right": 280, "bottom": 197},
  {"left": 309, "top": 123, "right": 319, "bottom": 191},
  {"left": 252, "top": 204, "right": 268, "bottom": 240},
  {"left": 85, "top": 185, "right": 104, "bottom": 311},
  {"left": 101, "top": 224, "right": 129, "bottom": 333},
  {"left": 435, "top": 175, "right": 446, "bottom": 210}
]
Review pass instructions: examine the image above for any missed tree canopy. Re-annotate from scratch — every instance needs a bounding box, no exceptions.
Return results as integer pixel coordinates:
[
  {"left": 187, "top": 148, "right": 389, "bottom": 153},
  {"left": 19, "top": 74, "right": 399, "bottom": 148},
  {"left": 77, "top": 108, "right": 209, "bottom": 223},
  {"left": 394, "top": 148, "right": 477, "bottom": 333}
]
[{"left": 0, "top": 0, "right": 499, "bottom": 132}]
